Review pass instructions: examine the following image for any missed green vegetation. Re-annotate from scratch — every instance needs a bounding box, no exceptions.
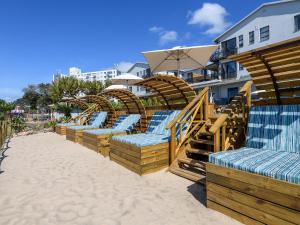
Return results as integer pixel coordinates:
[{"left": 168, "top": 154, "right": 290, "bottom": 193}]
[{"left": 0, "top": 99, "right": 15, "bottom": 120}]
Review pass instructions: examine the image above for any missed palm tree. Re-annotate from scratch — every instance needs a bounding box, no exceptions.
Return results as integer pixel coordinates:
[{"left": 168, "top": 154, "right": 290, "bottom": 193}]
[{"left": 82, "top": 80, "right": 104, "bottom": 95}]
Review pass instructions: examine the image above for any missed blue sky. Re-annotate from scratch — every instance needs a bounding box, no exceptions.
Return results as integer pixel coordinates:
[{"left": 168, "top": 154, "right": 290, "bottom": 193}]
[{"left": 0, "top": 0, "right": 274, "bottom": 101}]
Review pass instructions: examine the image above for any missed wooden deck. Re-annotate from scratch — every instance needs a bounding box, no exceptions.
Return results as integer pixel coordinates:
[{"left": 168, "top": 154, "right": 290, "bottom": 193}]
[
  {"left": 206, "top": 163, "right": 300, "bottom": 225},
  {"left": 55, "top": 126, "right": 66, "bottom": 135},
  {"left": 82, "top": 132, "right": 126, "bottom": 157},
  {"left": 110, "top": 140, "right": 169, "bottom": 175},
  {"left": 66, "top": 128, "right": 85, "bottom": 144}
]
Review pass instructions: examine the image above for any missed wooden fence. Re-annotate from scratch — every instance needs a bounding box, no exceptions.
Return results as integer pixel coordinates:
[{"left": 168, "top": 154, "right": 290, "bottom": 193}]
[{"left": 0, "top": 120, "right": 10, "bottom": 149}]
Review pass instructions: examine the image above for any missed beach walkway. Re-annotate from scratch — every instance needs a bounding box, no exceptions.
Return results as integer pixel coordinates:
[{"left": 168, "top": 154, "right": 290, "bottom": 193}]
[{"left": 0, "top": 133, "right": 240, "bottom": 225}]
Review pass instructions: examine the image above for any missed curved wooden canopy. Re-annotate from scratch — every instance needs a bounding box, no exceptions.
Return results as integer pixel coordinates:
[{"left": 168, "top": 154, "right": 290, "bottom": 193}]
[
  {"left": 64, "top": 99, "right": 89, "bottom": 110},
  {"left": 135, "top": 75, "right": 196, "bottom": 108},
  {"left": 230, "top": 36, "right": 300, "bottom": 105},
  {"left": 102, "top": 89, "right": 147, "bottom": 131},
  {"left": 80, "top": 95, "right": 116, "bottom": 127}
]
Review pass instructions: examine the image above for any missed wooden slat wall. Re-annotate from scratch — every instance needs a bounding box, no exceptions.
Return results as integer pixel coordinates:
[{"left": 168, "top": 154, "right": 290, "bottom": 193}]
[
  {"left": 229, "top": 36, "right": 300, "bottom": 106},
  {"left": 102, "top": 89, "right": 147, "bottom": 132},
  {"left": 135, "top": 75, "right": 196, "bottom": 109}
]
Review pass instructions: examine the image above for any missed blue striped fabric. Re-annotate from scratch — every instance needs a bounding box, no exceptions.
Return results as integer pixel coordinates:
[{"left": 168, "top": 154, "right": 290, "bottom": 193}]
[
  {"left": 209, "top": 104, "right": 300, "bottom": 184},
  {"left": 209, "top": 147, "right": 300, "bottom": 184},
  {"left": 112, "top": 133, "right": 169, "bottom": 147},
  {"left": 56, "top": 122, "right": 76, "bottom": 127},
  {"left": 69, "top": 112, "right": 107, "bottom": 130},
  {"left": 84, "top": 114, "right": 141, "bottom": 135},
  {"left": 112, "top": 110, "right": 181, "bottom": 147}
]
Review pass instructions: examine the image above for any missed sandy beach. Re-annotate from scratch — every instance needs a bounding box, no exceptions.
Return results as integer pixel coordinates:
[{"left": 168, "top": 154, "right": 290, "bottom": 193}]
[{"left": 0, "top": 132, "right": 240, "bottom": 225}]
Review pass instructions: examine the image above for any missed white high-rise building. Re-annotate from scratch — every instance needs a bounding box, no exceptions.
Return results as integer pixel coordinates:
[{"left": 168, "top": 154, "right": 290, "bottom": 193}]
[{"left": 53, "top": 67, "right": 121, "bottom": 83}]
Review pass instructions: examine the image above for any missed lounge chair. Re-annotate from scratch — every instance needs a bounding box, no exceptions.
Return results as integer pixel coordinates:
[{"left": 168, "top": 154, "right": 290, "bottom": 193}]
[
  {"left": 206, "top": 104, "right": 300, "bottom": 224},
  {"left": 109, "top": 110, "right": 181, "bottom": 175},
  {"left": 66, "top": 112, "right": 107, "bottom": 144},
  {"left": 82, "top": 114, "right": 141, "bottom": 156}
]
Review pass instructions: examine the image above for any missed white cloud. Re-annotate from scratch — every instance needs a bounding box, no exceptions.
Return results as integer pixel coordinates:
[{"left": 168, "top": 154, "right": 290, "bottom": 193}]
[
  {"left": 188, "top": 3, "right": 231, "bottom": 35},
  {"left": 149, "top": 26, "right": 164, "bottom": 33},
  {"left": 149, "top": 26, "right": 178, "bottom": 45},
  {"left": 159, "top": 31, "right": 178, "bottom": 45},
  {"left": 116, "top": 61, "right": 134, "bottom": 73}
]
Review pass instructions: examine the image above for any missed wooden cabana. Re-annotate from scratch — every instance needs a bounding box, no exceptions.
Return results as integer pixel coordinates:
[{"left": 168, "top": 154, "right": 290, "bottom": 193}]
[
  {"left": 80, "top": 95, "right": 116, "bottom": 127},
  {"left": 109, "top": 75, "right": 199, "bottom": 175},
  {"left": 229, "top": 36, "right": 300, "bottom": 106},
  {"left": 102, "top": 89, "right": 147, "bottom": 132},
  {"left": 135, "top": 74, "right": 196, "bottom": 109},
  {"left": 55, "top": 98, "right": 92, "bottom": 135},
  {"left": 206, "top": 37, "right": 300, "bottom": 225}
]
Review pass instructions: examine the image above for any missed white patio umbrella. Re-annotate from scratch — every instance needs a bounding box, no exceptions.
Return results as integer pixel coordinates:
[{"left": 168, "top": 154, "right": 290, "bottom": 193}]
[
  {"left": 142, "top": 45, "right": 218, "bottom": 74},
  {"left": 112, "top": 73, "right": 143, "bottom": 86},
  {"left": 104, "top": 84, "right": 127, "bottom": 91}
]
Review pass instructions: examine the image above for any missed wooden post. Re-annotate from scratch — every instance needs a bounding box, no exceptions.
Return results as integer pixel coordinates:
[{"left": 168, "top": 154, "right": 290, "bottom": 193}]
[
  {"left": 169, "top": 126, "right": 177, "bottom": 164},
  {"left": 204, "top": 90, "right": 209, "bottom": 120},
  {"left": 222, "top": 125, "right": 226, "bottom": 150},
  {"left": 214, "top": 129, "right": 220, "bottom": 152}
]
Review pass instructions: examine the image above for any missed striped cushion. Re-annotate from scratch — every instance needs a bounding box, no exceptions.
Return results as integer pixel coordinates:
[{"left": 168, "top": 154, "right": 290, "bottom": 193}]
[
  {"left": 84, "top": 114, "right": 141, "bottom": 135},
  {"left": 146, "top": 110, "right": 181, "bottom": 136},
  {"left": 89, "top": 112, "right": 107, "bottom": 128},
  {"left": 246, "top": 105, "right": 300, "bottom": 153},
  {"left": 209, "top": 148, "right": 300, "bottom": 184},
  {"left": 112, "top": 133, "right": 169, "bottom": 147},
  {"left": 56, "top": 122, "right": 76, "bottom": 127},
  {"left": 112, "top": 115, "right": 128, "bottom": 128},
  {"left": 69, "top": 125, "right": 96, "bottom": 130}
]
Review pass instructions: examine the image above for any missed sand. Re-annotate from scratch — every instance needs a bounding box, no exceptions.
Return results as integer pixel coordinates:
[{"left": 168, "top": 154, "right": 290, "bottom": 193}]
[{"left": 0, "top": 132, "right": 241, "bottom": 225}]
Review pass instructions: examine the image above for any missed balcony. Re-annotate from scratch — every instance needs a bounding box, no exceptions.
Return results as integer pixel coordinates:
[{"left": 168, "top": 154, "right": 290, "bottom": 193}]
[{"left": 210, "top": 47, "right": 238, "bottom": 62}]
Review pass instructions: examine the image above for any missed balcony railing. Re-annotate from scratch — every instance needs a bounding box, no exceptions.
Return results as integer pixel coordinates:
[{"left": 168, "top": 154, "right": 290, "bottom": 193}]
[{"left": 210, "top": 47, "right": 238, "bottom": 62}]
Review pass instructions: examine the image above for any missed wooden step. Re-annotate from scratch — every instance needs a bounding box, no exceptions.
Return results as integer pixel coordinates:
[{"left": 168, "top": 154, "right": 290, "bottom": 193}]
[
  {"left": 190, "top": 138, "right": 214, "bottom": 145},
  {"left": 187, "top": 147, "right": 211, "bottom": 156},
  {"left": 169, "top": 165, "right": 206, "bottom": 184},
  {"left": 177, "top": 157, "right": 206, "bottom": 169}
]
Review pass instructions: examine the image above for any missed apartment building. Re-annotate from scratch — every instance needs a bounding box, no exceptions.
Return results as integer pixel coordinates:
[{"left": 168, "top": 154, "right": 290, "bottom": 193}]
[{"left": 205, "top": 0, "right": 300, "bottom": 104}]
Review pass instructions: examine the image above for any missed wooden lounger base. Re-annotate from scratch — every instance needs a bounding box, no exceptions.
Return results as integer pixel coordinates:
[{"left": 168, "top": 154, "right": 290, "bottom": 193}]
[
  {"left": 109, "top": 140, "right": 169, "bottom": 175},
  {"left": 82, "top": 132, "right": 126, "bottom": 157},
  {"left": 66, "top": 128, "right": 85, "bottom": 144},
  {"left": 55, "top": 126, "right": 66, "bottom": 135},
  {"left": 206, "top": 163, "right": 300, "bottom": 225}
]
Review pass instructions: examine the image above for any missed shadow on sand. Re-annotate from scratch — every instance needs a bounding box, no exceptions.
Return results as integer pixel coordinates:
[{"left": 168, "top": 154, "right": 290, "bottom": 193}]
[
  {"left": 187, "top": 182, "right": 206, "bottom": 206},
  {"left": 0, "top": 138, "right": 11, "bottom": 174}
]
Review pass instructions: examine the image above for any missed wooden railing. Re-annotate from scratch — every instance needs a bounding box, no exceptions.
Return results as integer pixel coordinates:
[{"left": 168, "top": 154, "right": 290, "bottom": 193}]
[
  {"left": 167, "top": 87, "right": 209, "bottom": 164},
  {"left": 66, "top": 104, "right": 97, "bottom": 125},
  {"left": 209, "top": 81, "right": 252, "bottom": 152},
  {"left": 0, "top": 120, "right": 11, "bottom": 149}
]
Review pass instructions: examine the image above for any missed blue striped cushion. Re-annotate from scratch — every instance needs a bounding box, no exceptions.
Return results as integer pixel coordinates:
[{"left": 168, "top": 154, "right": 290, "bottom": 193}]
[
  {"left": 90, "top": 112, "right": 107, "bottom": 128},
  {"left": 57, "top": 122, "right": 76, "bottom": 127},
  {"left": 146, "top": 110, "right": 181, "bottom": 136},
  {"left": 209, "top": 148, "right": 300, "bottom": 184},
  {"left": 246, "top": 105, "right": 300, "bottom": 153},
  {"left": 69, "top": 125, "right": 96, "bottom": 130},
  {"left": 112, "top": 115, "right": 128, "bottom": 128},
  {"left": 84, "top": 114, "right": 141, "bottom": 135},
  {"left": 112, "top": 133, "right": 169, "bottom": 147}
]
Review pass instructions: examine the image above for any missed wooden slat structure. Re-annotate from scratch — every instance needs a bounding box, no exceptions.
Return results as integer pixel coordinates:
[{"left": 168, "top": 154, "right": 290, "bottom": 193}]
[
  {"left": 82, "top": 89, "right": 147, "bottom": 156},
  {"left": 135, "top": 74, "right": 196, "bottom": 109},
  {"left": 55, "top": 98, "right": 91, "bottom": 135},
  {"left": 109, "top": 75, "right": 197, "bottom": 175},
  {"left": 102, "top": 89, "right": 147, "bottom": 132},
  {"left": 229, "top": 36, "right": 300, "bottom": 106},
  {"left": 207, "top": 37, "right": 300, "bottom": 225},
  {"left": 66, "top": 95, "right": 117, "bottom": 144},
  {"left": 80, "top": 95, "right": 116, "bottom": 127}
]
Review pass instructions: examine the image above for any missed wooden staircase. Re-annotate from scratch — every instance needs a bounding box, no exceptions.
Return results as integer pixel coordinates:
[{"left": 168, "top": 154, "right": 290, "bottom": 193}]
[{"left": 168, "top": 81, "right": 253, "bottom": 184}]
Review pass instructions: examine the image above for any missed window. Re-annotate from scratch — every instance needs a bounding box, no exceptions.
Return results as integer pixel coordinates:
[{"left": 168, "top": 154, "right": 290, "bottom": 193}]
[
  {"left": 239, "top": 63, "right": 244, "bottom": 71},
  {"left": 137, "top": 72, "right": 139, "bottom": 76},
  {"left": 295, "top": 14, "right": 300, "bottom": 32},
  {"left": 238, "top": 35, "right": 243, "bottom": 48},
  {"left": 260, "top": 26, "right": 269, "bottom": 42},
  {"left": 249, "top": 31, "right": 254, "bottom": 45}
]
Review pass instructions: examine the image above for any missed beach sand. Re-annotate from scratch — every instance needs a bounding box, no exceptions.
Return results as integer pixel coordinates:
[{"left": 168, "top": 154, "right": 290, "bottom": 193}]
[{"left": 0, "top": 132, "right": 241, "bottom": 225}]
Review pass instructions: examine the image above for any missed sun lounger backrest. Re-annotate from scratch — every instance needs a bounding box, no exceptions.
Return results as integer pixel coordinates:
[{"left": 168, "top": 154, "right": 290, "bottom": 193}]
[
  {"left": 114, "top": 114, "right": 141, "bottom": 131},
  {"left": 89, "top": 112, "right": 107, "bottom": 128},
  {"left": 146, "top": 110, "right": 181, "bottom": 136},
  {"left": 246, "top": 104, "right": 300, "bottom": 153},
  {"left": 112, "top": 115, "right": 128, "bottom": 128}
]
